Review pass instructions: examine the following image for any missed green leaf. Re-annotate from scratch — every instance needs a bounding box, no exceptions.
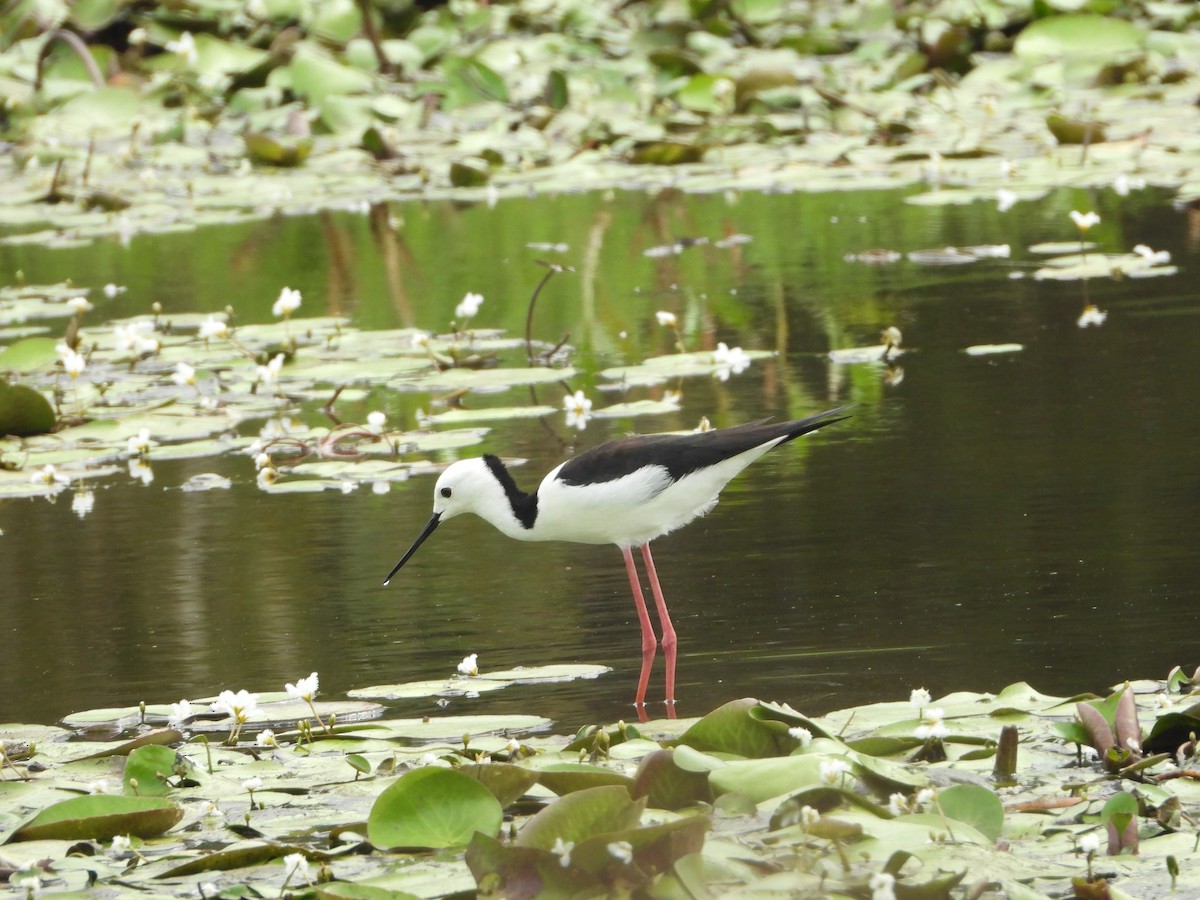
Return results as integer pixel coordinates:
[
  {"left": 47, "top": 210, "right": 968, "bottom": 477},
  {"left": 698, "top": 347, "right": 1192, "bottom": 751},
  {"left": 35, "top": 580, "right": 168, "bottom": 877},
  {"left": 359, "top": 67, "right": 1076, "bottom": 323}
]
[
  {"left": 11, "top": 795, "right": 183, "bottom": 842},
  {"left": 936, "top": 784, "right": 1005, "bottom": 842},
  {"left": 317, "top": 885, "right": 420, "bottom": 900},
  {"left": 124, "top": 745, "right": 190, "bottom": 797},
  {"left": 675, "top": 698, "right": 794, "bottom": 758},
  {"left": 460, "top": 763, "right": 539, "bottom": 808},
  {"left": 1014, "top": 14, "right": 1143, "bottom": 60},
  {"left": 0, "top": 337, "right": 60, "bottom": 374},
  {"left": 1100, "top": 791, "right": 1138, "bottom": 832},
  {"left": 0, "top": 380, "right": 55, "bottom": 436},
  {"left": 367, "top": 768, "right": 502, "bottom": 849},
  {"left": 515, "top": 785, "right": 641, "bottom": 850}
]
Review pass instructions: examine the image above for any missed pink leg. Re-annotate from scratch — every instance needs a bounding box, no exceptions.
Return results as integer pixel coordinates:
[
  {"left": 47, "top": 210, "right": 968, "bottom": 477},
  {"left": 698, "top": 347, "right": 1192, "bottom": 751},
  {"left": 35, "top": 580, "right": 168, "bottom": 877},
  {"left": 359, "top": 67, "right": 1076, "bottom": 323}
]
[
  {"left": 621, "top": 546, "right": 656, "bottom": 709},
  {"left": 641, "top": 544, "right": 677, "bottom": 706}
]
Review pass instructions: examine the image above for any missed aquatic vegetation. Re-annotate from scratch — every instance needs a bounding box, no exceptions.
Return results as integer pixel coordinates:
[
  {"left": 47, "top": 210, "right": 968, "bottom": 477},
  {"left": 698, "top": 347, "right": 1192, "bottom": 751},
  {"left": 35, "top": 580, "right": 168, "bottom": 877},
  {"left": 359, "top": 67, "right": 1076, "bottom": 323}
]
[{"left": 3, "top": 673, "right": 1199, "bottom": 895}]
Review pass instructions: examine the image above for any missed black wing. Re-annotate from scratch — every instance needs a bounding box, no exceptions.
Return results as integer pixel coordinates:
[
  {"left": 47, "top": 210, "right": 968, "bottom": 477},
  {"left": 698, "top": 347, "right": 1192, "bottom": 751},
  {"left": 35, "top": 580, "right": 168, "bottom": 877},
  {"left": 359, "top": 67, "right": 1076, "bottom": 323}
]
[{"left": 555, "top": 407, "right": 849, "bottom": 486}]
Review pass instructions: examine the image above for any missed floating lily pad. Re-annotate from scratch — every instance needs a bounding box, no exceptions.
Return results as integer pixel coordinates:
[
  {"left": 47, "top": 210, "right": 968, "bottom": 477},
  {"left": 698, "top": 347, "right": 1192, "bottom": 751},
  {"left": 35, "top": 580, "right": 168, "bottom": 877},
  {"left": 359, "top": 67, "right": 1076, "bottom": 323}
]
[
  {"left": 11, "top": 795, "right": 183, "bottom": 842},
  {"left": 368, "top": 767, "right": 503, "bottom": 849}
]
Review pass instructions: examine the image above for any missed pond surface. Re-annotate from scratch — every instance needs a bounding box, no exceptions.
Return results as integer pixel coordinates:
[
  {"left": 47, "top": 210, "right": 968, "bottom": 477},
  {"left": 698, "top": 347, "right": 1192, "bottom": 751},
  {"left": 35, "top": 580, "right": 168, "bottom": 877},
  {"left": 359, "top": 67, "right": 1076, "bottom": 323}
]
[{"left": 2, "top": 184, "right": 1197, "bottom": 729}]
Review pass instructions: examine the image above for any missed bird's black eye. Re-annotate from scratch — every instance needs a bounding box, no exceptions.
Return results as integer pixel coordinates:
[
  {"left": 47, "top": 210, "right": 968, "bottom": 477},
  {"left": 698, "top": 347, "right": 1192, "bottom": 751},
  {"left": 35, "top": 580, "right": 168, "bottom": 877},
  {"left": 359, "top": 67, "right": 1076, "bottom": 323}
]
[{"left": 440, "top": 487, "right": 452, "bottom": 498}]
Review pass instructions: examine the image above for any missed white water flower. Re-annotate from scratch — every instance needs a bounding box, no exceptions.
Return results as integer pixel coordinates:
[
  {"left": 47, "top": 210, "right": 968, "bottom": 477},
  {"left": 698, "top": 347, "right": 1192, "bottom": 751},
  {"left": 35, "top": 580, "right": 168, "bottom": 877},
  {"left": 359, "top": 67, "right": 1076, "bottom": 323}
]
[
  {"left": 103, "top": 283, "right": 126, "bottom": 298},
  {"left": 869, "top": 871, "right": 897, "bottom": 900},
  {"left": 110, "top": 835, "right": 133, "bottom": 856},
  {"left": 457, "top": 653, "right": 479, "bottom": 676},
  {"left": 256, "top": 729, "right": 278, "bottom": 747},
  {"left": 114, "top": 322, "right": 159, "bottom": 356},
  {"left": 67, "top": 296, "right": 93, "bottom": 314},
  {"left": 819, "top": 758, "right": 851, "bottom": 784},
  {"left": 1078, "top": 832, "right": 1101, "bottom": 855},
  {"left": 800, "top": 805, "right": 820, "bottom": 827},
  {"left": 166, "top": 31, "right": 198, "bottom": 64},
  {"left": 198, "top": 315, "right": 229, "bottom": 340},
  {"left": 127, "top": 428, "right": 155, "bottom": 457},
  {"left": 655, "top": 310, "right": 677, "bottom": 327},
  {"left": 213, "top": 689, "right": 259, "bottom": 723},
  {"left": 242, "top": 776, "right": 264, "bottom": 792},
  {"left": 887, "top": 792, "right": 907, "bottom": 816},
  {"left": 713, "top": 342, "right": 750, "bottom": 381},
  {"left": 1077, "top": 305, "right": 1108, "bottom": 328},
  {"left": 915, "top": 707, "right": 949, "bottom": 740},
  {"left": 914, "top": 788, "right": 935, "bottom": 811},
  {"left": 272, "top": 287, "right": 302, "bottom": 318},
  {"left": 1069, "top": 210, "right": 1100, "bottom": 232},
  {"left": 909, "top": 687, "right": 932, "bottom": 708},
  {"left": 168, "top": 699, "right": 194, "bottom": 726},
  {"left": 564, "top": 389, "right": 593, "bottom": 430},
  {"left": 285, "top": 672, "right": 319, "bottom": 702},
  {"left": 455, "top": 291, "right": 483, "bottom": 320},
  {"left": 31, "top": 464, "right": 68, "bottom": 487},
  {"left": 996, "top": 188, "right": 1017, "bottom": 213},
  {"left": 172, "top": 362, "right": 196, "bottom": 386},
  {"left": 550, "top": 836, "right": 574, "bottom": 868},
  {"left": 607, "top": 840, "right": 633, "bottom": 864},
  {"left": 1132, "top": 244, "right": 1170, "bottom": 265},
  {"left": 61, "top": 350, "right": 86, "bottom": 378},
  {"left": 282, "top": 852, "right": 310, "bottom": 884},
  {"left": 367, "top": 410, "right": 387, "bottom": 433},
  {"left": 257, "top": 353, "right": 285, "bottom": 385},
  {"left": 788, "top": 726, "right": 813, "bottom": 746}
]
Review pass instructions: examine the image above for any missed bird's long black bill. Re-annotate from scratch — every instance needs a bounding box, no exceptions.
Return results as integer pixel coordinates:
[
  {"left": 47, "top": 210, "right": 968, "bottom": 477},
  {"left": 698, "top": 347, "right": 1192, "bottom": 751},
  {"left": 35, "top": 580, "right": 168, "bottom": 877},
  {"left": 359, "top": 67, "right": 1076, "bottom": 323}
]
[{"left": 383, "top": 513, "right": 441, "bottom": 585}]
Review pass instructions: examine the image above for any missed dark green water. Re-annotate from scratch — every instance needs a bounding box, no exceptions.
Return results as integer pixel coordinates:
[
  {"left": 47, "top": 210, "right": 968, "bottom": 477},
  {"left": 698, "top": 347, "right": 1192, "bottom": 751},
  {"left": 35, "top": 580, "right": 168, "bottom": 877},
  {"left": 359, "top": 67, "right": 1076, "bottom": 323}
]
[{"left": 2, "top": 186, "right": 1197, "bottom": 728}]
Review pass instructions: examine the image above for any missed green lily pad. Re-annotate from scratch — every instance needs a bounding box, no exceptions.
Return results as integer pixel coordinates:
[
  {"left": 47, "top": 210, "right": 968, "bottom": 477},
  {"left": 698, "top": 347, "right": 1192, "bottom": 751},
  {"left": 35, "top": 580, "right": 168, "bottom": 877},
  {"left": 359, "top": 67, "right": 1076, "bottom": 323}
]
[
  {"left": 0, "top": 380, "right": 55, "bottom": 435},
  {"left": 11, "top": 795, "right": 183, "bottom": 842},
  {"left": 368, "top": 767, "right": 503, "bottom": 849}
]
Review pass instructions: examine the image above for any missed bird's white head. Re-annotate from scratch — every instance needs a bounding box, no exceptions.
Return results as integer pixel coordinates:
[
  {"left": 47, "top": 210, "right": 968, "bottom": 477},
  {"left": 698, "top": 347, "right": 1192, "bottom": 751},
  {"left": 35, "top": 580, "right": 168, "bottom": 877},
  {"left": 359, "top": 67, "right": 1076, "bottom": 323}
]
[{"left": 383, "top": 457, "right": 520, "bottom": 585}]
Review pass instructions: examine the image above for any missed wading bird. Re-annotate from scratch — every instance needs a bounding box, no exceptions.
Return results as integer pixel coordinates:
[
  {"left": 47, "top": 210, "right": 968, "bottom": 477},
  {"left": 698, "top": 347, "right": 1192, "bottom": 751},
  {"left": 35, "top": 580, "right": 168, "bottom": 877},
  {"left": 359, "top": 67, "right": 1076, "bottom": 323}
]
[{"left": 385, "top": 409, "right": 848, "bottom": 712}]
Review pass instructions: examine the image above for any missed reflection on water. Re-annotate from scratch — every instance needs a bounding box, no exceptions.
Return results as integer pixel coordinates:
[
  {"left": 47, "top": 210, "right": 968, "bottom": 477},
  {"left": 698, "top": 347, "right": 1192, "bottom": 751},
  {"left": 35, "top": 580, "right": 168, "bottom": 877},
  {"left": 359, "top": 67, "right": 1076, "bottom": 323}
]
[{"left": 2, "top": 186, "right": 1198, "bottom": 728}]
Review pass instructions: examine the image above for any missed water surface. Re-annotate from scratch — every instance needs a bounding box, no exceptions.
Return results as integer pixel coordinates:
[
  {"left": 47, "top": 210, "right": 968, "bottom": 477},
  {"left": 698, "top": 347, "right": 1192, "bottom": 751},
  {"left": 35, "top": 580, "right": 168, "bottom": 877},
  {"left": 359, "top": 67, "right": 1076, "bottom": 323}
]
[{"left": 1, "top": 186, "right": 1196, "bottom": 728}]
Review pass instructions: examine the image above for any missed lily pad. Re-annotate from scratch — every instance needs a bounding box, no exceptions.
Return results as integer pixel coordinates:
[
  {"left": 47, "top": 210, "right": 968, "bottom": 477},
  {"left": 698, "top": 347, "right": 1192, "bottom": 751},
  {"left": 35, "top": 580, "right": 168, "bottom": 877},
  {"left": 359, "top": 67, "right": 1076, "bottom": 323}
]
[
  {"left": 368, "top": 767, "right": 503, "bottom": 849},
  {"left": 11, "top": 795, "right": 183, "bottom": 842}
]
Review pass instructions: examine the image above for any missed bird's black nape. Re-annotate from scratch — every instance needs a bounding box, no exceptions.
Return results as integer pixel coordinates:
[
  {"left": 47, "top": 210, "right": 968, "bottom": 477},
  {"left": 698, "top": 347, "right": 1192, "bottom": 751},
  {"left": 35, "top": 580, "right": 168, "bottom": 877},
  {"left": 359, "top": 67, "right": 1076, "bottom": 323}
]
[{"left": 482, "top": 454, "right": 539, "bottom": 529}]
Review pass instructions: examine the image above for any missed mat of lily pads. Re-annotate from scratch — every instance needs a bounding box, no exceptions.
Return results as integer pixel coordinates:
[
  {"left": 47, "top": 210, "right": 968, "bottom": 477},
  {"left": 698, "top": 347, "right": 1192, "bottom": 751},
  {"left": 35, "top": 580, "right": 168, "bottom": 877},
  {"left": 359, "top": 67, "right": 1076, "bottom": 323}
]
[{"left": 3, "top": 668, "right": 1200, "bottom": 899}]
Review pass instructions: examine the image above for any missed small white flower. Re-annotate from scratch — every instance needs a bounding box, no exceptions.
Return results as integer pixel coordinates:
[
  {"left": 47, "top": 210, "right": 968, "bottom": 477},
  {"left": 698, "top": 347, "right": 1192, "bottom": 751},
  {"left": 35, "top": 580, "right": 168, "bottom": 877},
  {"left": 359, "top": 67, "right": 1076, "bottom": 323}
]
[
  {"left": 214, "top": 689, "right": 259, "bottom": 723},
  {"left": 505, "top": 738, "right": 522, "bottom": 754},
  {"left": 1069, "top": 210, "right": 1100, "bottom": 232},
  {"left": 272, "top": 287, "right": 302, "bottom": 318},
  {"left": 198, "top": 315, "right": 229, "bottom": 340},
  {"left": 15, "top": 875, "right": 42, "bottom": 895},
  {"left": 68, "top": 296, "right": 93, "bottom": 314},
  {"left": 168, "top": 699, "right": 194, "bottom": 726},
  {"left": 1132, "top": 244, "right": 1170, "bottom": 265},
  {"left": 71, "top": 489, "right": 95, "bottom": 519},
  {"left": 551, "top": 836, "right": 574, "bottom": 868},
  {"left": 914, "top": 788, "right": 935, "bottom": 811},
  {"left": 127, "top": 428, "right": 155, "bottom": 457},
  {"left": 457, "top": 653, "right": 479, "bottom": 676},
  {"left": 200, "top": 800, "right": 222, "bottom": 819},
  {"left": 915, "top": 707, "right": 949, "bottom": 740},
  {"left": 1112, "top": 174, "right": 1145, "bottom": 196},
  {"left": 606, "top": 840, "right": 633, "bottom": 864},
  {"left": 869, "top": 871, "right": 897, "bottom": 900},
  {"left": 241, "top": 776, "right": 264, "bottom": 792},
  {"left": 61, "top": 349, "right": 86, "bottom": 378},
  {"left": 285, "top": 672, "right": 319, "bottom": 702},
  {"left": 256, "top": 466, "right": 277, "bottom": 489},
  {"left": 713, "top": 342, "right": 750, "bottom": 381},
  {"left": 887, "top": 792, "right": 907, "bottom": 816},
  {"left": 910, "top": 687, "right": 932, "bottom": 708},
  {"left": 200, "top": 882, "right": 219, "bottom": 898},
  {"left": 372, "top": 480, "right": 391, "bottom": 495},
  {"left": 254, "top": 452, "right": 272, "bottom": 470},
  {"left": 655, "top": 310, "right": 677, "bottom": 327},
  {"left": 410, "top": 331, "right": 431, "bottom": 349},
  {"left": 89, "top": 779, "right": 113, "bottom": 794},
  {"left": 282, "top": 852, "right": 309, "bottom": 884},
  {"left": 564, "top": 389, "right": 593, "bottom": 430},
  {"left": 996, "top": 188, "right": 1017, "bottom": 213},
  {"left": 800, "top": 805, "right": 820, "bottom": 827},
  {"left": 31, "top": 464, "right": 68, "bottom": 486},
  {"left": 819, "top": 758, "right": 851, "bottom": 784},
  {"left": 103, "top": 283, "right": 126, "bottom": 298},
  {"left": 166, "top": 31, "right": 198, "bottom": 64},
  {"left": 257, "top": 353, "right": 285, "bottom": 385},
  {"left": 114, "top": 322, "right": 159, "bottom": 356},
  {"left": 110, "top": 834, "right": 133, "bottom": 855},
  {"left": 1078, "top": 832, "right": 1101, "bottom": 854},
  {"left": 367, "top": 410, "right": 387, "bottom": 433},
  {"left": 256, "top": 729, "right": 278, "bottom": 747},
  {"left": 1077, "top": 305, "right": 1108, "bottom": 328},
  {"left": 172, "top": 362, "right": 196, "bottom": 386},
  {"left": 455, "top": 291, "right": 483, "bottom": 320},
  {"left": 788, "top": 726, "right": 813, "bottom": 746}
]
